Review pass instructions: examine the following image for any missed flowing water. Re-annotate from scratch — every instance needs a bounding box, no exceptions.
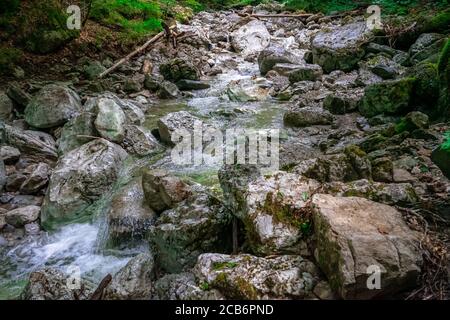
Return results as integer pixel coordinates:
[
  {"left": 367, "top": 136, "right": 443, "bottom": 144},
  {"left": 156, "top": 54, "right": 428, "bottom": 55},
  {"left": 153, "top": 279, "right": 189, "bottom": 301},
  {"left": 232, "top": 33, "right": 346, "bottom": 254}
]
[{"left": 0, "top": 52, "right": 290, "bottom": 299}]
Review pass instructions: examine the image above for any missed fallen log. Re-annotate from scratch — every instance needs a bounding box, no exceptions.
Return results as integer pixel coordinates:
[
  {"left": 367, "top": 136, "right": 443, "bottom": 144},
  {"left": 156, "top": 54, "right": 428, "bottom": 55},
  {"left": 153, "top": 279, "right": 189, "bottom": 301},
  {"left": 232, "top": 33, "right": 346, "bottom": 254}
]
[
  {"left": 98, "top": 26, "right": 176, "bottom": 78},
  {"left": 244, "top": 13, "right": 313, "bottom": 19}
]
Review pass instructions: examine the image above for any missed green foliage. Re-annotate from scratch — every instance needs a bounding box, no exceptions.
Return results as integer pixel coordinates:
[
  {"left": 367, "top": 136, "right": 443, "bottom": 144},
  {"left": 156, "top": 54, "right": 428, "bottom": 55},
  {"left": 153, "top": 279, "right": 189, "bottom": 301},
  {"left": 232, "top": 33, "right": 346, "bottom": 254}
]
[
  {"left": 199, "top": 281, "right": 210, "bottom": 290},
  {"left": 421, "top": 8, "right": 450, "bottom": 33},
  {"left": 212, "top": 261, "right": 238, "bottom": 270},
  {"left": 283, "top": 0, "right": 447, "bottom": 15},
  {"left": 441, "top": 131, "right": 450, "bottom": 151},
  {"left": 284, "top": 0, "right": 357, "bottom": 13},
  {"left": 90, "top": 0, "right": 163, "bottom": 35}
]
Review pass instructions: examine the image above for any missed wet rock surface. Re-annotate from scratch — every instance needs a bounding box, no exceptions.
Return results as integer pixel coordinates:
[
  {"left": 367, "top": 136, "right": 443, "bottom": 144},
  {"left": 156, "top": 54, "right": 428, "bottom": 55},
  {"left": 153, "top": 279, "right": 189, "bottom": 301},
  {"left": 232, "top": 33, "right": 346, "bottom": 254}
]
[
  {"left": 312, "top": 194, "right": 423, "bottom": 299},
  {"left": 0, "top": 4, "right": 449, "bottom": 301}
]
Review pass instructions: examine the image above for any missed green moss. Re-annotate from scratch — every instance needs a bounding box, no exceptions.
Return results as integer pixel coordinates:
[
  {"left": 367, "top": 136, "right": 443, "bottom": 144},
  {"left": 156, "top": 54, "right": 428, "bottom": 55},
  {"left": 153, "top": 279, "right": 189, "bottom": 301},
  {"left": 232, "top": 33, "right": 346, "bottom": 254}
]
[
  {"left": 261, "top": 191, "right": 311, "bottom": 234},
  {"left": 437, "top": 39, "right": 450, "bottom": 119},
  {"left": 360, "top": 78, "right": 416, "bottom": 117},
  {"left": 199, "top": 281, "right": 210, "bottom": 291},
  {"left": 410, "top": 62, "right": 440, "bottom": 108},
  {"left": 212, "top": 261, "right": 238, "bottom": 270},
  {"left": 421, "top": 9, "right": 450, "bottom": 33},
  {"left": 344, "top": 145, "right": 367, "bottom": 158},
  {"left": 0, "top": 46, "right": 22, "bottom": 75}
]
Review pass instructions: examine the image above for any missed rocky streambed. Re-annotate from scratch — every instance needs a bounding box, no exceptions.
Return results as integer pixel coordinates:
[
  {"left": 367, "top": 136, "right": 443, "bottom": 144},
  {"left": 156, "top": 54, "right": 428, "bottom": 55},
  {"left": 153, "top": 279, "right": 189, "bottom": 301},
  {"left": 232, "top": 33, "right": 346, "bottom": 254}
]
[{"left": 0, "top": 3, "right": 449, "bottom": 300}]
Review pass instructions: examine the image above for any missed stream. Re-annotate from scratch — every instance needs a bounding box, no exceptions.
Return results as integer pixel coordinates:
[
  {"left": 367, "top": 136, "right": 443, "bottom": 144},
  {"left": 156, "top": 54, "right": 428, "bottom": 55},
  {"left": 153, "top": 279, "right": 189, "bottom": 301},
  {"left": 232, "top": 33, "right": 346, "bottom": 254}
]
[{"left": 0, "top": 50, "right": 290, "bottom": 299}]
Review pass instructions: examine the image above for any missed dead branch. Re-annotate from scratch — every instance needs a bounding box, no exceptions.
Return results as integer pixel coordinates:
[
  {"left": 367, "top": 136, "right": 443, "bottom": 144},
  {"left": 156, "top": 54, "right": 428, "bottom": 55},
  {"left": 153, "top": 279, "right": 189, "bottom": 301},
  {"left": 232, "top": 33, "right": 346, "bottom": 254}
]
[
  {"left": 90, "top": 274, "right": 112, "bottom": 300},
  {"left": 98, "top": 26, "right": 176, "bottom": 78},
  {"left": 241, "top": 13, "right": 313, "bottom": 19}
]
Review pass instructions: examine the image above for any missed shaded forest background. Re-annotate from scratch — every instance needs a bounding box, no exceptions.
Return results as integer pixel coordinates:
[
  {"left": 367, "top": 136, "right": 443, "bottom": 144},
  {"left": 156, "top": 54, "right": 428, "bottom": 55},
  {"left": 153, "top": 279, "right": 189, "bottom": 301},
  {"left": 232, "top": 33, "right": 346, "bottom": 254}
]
[{"left": 0, "top": 0, "right": 448, "bottom": 75}]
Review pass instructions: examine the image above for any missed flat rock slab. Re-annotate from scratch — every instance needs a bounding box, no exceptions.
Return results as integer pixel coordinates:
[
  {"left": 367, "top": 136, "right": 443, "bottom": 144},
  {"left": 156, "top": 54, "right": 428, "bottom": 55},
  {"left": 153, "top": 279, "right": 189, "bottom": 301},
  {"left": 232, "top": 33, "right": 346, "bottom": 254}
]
[{"left": 312, "top": 194, "right": 422, "bottom": 299}]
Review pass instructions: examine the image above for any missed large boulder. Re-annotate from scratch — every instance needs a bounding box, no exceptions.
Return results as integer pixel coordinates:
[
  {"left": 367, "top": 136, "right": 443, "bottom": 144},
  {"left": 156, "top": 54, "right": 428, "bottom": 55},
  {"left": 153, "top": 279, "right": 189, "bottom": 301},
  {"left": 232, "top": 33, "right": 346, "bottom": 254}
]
[
  {"left": 284, "top": 106, "right": 333, "bottom": 128},
  {"left": 94, "top": 97, "right": 127, "bottom": 143},
  {"left": 409, "top": 62, "right": 440, "bottom": 107},
  {"left": 25, "top": 29, "right": 78, "bottom": 54},
  {"left": 0, "top": 124, "right": 57, "bottom": 161},
  {"left": 219, "top": 167, "right": 319, "bottom": 255},
  {"left": 160, "top": 58, "right": 200, "bottom": 82},
  {"left": 21, "top": 268, "right": 94, "bottom": 300},
  {"left": 148, "top": 189, "right": 231, "bottom": 273},
  {"left": 195, "top": 253, "right": 322, "bottom": 299},
  {"left": 231, "top": 20, "right": 270, "bottom": 58},
  {"left": 106, "top": 177, "right": 156, "bottom": 246},
  {"left": 41, "top": 139, "right": 128, "bottom": 228},
  {"left": 409, "top": 33, "right": 446, "bottom": 64},
  {"left": 58, "top": 112, "right": 98, "bottom": 154},
  {"left": 24, "top": 84, "right": 82, "bottom": 129},
  {"left": 359, "top": 78, "right": 415, "bottom": 117},
  {"left": 312, "top": 22, "right": 373, "bottom": 73},
  {"left": 85, "top": 93, "right": 145, "bottom": 125},
  {"left": 258, "top": 44, "right": 302, "bottom": 75},
  {"left": 104, "top": 253, "right": 155, "bottom": 300},
  {"left": 312, "top": 194, "right": 422, "bottom": 299}
]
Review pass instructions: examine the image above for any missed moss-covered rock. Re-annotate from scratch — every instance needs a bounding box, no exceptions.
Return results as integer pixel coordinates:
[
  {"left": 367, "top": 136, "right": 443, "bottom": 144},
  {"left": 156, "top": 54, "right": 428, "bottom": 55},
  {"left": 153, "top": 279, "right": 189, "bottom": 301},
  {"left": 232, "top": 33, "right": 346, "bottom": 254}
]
[
  {"left": 83, "top": 61, "right": 106, "bottom": 80},
  {"left": 359, "top": 78, "right": 416, "bottom": 117},
  {"left": 160, "top": 58, "right": 200, "bottom": 82},
  {"left": 437, "top": 39, "right": 450, "bottom": 119},
  {"left": 409, "top": 33, "right": 446, "bottom": 65},
  {"left": 395, "top": 111, "right": 429, "bottom": 134},
  {"left": 420, "top": 10, "right": 450, "bottom": 34},
  {"left": 288, "top": 64, "right": 323, "bottom": 83},
  {"left": 58, "top": 112, "right": 98, "bottom": 154},
  {"left": 408, "top": 61, "right": 440, "bottom": 108},
  {"left": 148, "top": 190, "right": 232, "bottom": 273},
  {"left": 218, "top": 167, "right": 318, "bottom": 255},
  {"left": 312, "top": 22, "right": 373, "bottom": 73},
  {"left": 312, "top": 194, "right": 422, "bottom": 299},
  {"left": 24, "top": 84, "right": 82, "bottom": 129},
  {"left": 195, "top": 253, "right": 322, "bottom": 299}
]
